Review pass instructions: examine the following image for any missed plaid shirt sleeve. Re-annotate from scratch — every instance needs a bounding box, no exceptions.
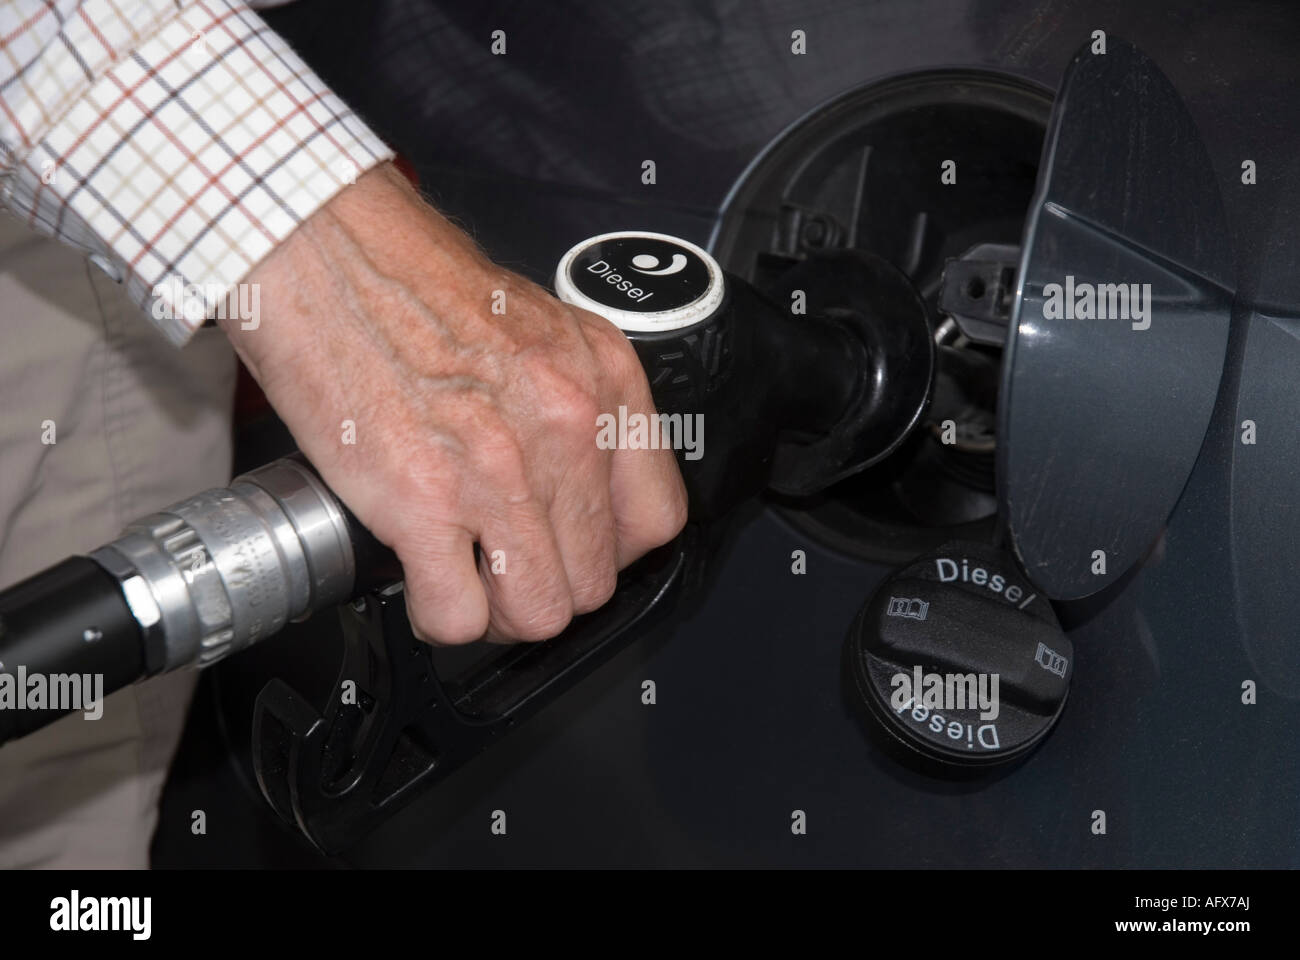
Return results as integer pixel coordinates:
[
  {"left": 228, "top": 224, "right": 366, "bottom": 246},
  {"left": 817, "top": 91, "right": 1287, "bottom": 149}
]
[{"left": 0, "top": 0, "right": 394, "bottom": 345}]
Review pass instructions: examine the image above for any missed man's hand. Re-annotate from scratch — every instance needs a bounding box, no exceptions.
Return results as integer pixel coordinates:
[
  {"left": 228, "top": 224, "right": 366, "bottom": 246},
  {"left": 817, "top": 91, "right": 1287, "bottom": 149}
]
[{"left": 220, "top": 163, "right": 688, "bottom": 644}]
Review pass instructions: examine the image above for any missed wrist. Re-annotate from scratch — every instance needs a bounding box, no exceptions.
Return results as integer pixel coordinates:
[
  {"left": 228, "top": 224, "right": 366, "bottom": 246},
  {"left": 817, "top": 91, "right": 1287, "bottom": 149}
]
[{"left": 220, "top": 162, "right": 497, "bottom": 380}]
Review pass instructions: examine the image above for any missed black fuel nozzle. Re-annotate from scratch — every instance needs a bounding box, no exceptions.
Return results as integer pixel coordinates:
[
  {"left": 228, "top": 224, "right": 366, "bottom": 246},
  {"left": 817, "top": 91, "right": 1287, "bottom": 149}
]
[{"left": 555, "top": 233, "right": 935, "bottom": 516}]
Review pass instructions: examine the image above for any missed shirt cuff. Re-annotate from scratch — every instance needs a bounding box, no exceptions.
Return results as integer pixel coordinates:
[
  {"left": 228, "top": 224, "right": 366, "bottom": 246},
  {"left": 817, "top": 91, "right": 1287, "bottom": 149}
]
[{"left": 1, "top": 0, "right": 393, "bottom": 346}]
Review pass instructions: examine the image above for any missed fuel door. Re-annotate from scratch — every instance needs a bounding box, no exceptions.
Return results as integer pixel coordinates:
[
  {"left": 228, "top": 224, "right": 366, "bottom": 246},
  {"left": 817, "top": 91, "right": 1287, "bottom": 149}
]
[{"left": 999, "top": 38, "right": 1234, "bottom": 599}]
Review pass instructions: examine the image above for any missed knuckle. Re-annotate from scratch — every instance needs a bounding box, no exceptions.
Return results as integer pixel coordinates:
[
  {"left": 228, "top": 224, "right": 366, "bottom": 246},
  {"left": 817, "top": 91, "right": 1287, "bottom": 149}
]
[
  {"left": 621, "top": 482, "right": 689, "bottom": 558},
  {"left": 469, "top": 419, "right": 529, "bottom": 487},
  {"left": 411, "top": 605, "right": 488, "bottom": 647},
  {"left": 557, "top": 390, "right": 604, "bottom": 444},
  {"left": 525, "top": 356, "right": 602, "bottom": 436},
  {"left": 663, "top": 481, "right": 690, "bottom": 535},
  {"left": 500, "top": 591, "right": 574, "bottom": 642},
  {"left": 570, "top": 562, "right": 618, "bottom": 615},
  {"left": 648, "top": 479, "right": 690, "bottom": 545},
  {"left": 594, "top": 325, "right": 642, "bottom": 386}
]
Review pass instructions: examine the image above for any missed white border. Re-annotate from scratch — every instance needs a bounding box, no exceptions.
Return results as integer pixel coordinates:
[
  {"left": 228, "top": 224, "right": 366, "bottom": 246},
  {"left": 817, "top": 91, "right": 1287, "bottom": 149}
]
[{"left": 554, "top": 231, "right": 725, "bottom": 333}]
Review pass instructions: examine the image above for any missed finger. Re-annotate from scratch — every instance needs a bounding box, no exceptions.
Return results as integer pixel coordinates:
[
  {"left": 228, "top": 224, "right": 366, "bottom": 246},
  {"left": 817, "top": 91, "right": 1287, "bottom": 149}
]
[
  {"left": 478, "top": 497, "right": 574, "bottom": 642},
  {"left": 547, "top": 446, "right": 619, "bottom": 616},
  {"left": 399, "top": 525, "right": 489, "bottom": 645},
  {"left": 607, "top": 373, "right": 690, "bottom": 568},
  {"left": 610, "top": 445, "right": 688, "bottom": 568}
]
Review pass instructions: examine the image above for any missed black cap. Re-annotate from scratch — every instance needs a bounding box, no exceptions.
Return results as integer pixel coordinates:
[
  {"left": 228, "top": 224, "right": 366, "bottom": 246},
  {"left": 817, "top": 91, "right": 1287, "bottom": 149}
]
[{"left": 846, "top": 540, "right": 1072, "bottom": 772}]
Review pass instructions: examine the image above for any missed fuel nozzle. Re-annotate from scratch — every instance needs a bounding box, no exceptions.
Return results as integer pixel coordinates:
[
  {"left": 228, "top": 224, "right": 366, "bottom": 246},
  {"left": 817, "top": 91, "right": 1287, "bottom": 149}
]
[{"left": 555, "top": 231, "right": 935, "bottom": 516}]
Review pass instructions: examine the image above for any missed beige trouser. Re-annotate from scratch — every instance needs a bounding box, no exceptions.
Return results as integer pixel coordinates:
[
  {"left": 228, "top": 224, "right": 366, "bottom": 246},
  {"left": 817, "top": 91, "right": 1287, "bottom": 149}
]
[{"left": 0, "top": 211, "right": 237, "bottom": 867}]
